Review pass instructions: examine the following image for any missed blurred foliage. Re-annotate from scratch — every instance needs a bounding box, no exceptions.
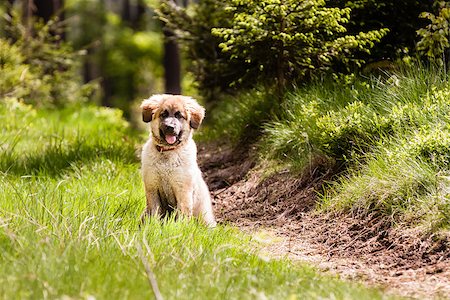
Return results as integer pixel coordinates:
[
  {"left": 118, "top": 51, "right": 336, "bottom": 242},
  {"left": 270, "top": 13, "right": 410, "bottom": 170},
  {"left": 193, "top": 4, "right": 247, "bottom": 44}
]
[
  {"left": 0, "top": 12, "right": 95, "bottom": 107},
  {"left": 417, "top": 1, "right": 450, "bottom": 66},
  {"left": 0, "top": 0, "right": 164, "bottom": 115},
  {"left": 68, "top": 0, "right": 164, "bottom": 115},
  {"left": 158, "top": 0, "right": 387, "bottom": 100}
]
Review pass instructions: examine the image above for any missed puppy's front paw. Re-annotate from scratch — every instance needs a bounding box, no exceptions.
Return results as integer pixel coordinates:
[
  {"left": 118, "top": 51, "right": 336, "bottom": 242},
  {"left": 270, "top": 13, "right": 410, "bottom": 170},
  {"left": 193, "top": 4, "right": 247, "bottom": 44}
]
[
  {"left": 140, "top": 209, "right": 151, "bottom": 225},
  {"left": 208, "top": 221, "right": 217, "bottom": 228}
]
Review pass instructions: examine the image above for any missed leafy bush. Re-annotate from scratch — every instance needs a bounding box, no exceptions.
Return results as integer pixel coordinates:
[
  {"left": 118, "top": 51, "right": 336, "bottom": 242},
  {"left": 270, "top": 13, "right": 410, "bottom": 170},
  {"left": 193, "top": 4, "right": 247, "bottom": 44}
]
[
  {"left": 0, "top": 39, "right": 29, "bottom": 98},
  {"left": 211, "top": 0, "right": 387, "bottom": 93},
  {"left": 324, "top": 123, "right": 450, "bottom": 230},
  {"left": 323, "top": 152, "right": 443, "bottom": 227},
  {"left": 158, "top": 0, "right": 387, "bottom": 99},
  {"left": 262, "top": 80, "right": 374, "bottom": 168},
  {"left": 198, "top": 88, "right": 276, "bottom": 142},
  {"left": 329, "top": 0, "right": 433, "bottom": 63},
  {"left": 416, "top": 1, "right": 450, "bottom": 66}
]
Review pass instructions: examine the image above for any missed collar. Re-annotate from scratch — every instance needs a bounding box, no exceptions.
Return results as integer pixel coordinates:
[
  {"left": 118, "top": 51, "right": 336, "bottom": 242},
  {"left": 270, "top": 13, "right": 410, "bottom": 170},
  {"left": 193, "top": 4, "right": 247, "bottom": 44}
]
[
  {"left": 155, "top": 144, "right": 178, "bottom": 152},
  {"left": 152, "top": 133, "right": 182, "bottom": 153}
]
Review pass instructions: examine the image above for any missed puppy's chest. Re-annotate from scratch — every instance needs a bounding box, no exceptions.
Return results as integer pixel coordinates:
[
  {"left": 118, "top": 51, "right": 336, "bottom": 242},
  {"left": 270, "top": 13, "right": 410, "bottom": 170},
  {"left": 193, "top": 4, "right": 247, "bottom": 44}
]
[
  {"left": 146, "top": 152, "right": 192, "bottom": 183},
  {"left": 146, "top": 153, "right": 192, "bottom": 205},
  {"left": 153, "top": 154, "right": 184, "bottom": 171}
]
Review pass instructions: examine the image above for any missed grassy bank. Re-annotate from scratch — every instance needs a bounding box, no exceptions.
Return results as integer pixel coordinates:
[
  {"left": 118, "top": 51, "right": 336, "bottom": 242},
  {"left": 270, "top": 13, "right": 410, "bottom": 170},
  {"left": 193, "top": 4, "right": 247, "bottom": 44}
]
[
  {"left": 206, "top": 67, "right": 450, "bottom": 233},
  {"left": 0, "top": 99, "right": 390, "bottom": 299},
  {"left": 265, "top": 68, "right": 450, "bottom": 232}
]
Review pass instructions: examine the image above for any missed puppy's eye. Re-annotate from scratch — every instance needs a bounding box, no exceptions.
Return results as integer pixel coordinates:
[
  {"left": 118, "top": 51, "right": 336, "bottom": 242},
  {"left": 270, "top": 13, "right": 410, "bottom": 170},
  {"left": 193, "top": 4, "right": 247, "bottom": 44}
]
[
  {"left": 174, "top": 111, "right": 184, "bottom": 119},
  {"left": 161, "top": 110, "right": 169, "bottom": 118}
]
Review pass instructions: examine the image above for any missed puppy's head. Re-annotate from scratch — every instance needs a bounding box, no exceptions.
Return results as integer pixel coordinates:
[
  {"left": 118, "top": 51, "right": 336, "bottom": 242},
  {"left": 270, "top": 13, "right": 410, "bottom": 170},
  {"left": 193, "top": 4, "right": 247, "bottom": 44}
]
[{"left": 141, "top": 94, "right": 205, "bottom": 148}]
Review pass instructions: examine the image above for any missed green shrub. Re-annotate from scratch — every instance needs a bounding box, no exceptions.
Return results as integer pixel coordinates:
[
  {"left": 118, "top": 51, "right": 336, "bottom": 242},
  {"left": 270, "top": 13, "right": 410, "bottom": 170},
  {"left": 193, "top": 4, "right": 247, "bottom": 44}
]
[
  {"left": 323, "top": 152, "right": 443, "bottom": 226},
  {"left": 212, "top": 0, "right": 387, "bottom": 94},
  {"left": 329, "top": 0, "right": 434, "bottom": 63},
  {"left": 0, "top": 39, "right": 29, "bottom": 98},
  {"left": 416, "top": 2, "right": 450, "bottom": 66},
  {"left": 323, "top": 126, "right": 450, "bottom": 230},
  {"left": 158, "top": 0, "right": 387, "bottom": 99},
  {"left": 198, "top": 88, "right": 276, "bottom": 143},
  {"left": 262, "top": 79, "right": 377, "bottom": 168}
]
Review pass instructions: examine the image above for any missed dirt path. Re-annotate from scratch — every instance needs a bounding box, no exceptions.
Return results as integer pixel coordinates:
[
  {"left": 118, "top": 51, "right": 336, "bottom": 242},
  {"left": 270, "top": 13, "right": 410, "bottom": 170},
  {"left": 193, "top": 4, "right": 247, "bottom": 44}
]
[{"left": 198, "top": 143, "right": 450, "bottom": 299}]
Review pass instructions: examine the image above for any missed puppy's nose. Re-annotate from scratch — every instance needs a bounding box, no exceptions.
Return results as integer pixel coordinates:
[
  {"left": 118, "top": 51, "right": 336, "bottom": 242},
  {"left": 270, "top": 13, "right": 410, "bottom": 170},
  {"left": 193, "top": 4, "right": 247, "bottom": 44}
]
[{"left": 164, "top": 124, "right": 176, "bottom": 134}]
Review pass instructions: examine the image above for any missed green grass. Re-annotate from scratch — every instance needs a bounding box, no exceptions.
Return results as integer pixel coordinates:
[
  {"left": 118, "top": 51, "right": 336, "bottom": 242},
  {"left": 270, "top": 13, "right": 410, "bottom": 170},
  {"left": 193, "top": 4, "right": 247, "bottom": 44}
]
[
  {"left": 197, "top": 88, "right": 276, "bottom": 143},
  {"left": 0, "top": 99, "right": 392, "bottom": 299},
  {"left": 261, "top": 67, "right": 450, "bottom": 231}
]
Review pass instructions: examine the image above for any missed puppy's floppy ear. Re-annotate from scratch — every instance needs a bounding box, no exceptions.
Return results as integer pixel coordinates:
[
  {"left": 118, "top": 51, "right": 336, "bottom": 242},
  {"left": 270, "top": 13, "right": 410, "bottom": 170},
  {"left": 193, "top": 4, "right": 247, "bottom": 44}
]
[
  {"left": 184, "top": 97, "right": 205, "bottom": 129},
  {"left": 141, "top": 95, "right": 164, "bottom": 123}
]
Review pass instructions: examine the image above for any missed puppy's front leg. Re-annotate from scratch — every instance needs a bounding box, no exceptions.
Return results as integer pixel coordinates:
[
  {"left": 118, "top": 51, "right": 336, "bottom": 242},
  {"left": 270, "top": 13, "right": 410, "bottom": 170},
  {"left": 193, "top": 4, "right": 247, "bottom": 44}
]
[
  {"left": 141, "top": 190, "right": 162, "bottom": 222},
  {"left": 173, "top": 184, "right": 194, "bottom": 217}
]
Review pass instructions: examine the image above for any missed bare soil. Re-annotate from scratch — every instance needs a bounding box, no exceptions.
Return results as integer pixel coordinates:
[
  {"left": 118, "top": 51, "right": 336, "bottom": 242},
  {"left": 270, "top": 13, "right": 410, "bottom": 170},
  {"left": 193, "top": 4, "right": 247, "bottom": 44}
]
[{"left": 198, "top": 143, "right": 450, "bottom": 299}]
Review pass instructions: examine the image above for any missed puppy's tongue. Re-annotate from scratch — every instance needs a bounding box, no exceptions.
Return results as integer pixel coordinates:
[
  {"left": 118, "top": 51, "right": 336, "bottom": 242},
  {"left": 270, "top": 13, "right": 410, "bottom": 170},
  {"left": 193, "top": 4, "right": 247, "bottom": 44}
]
[{"left": 165, "top": 134, "right": 177, "bottom": 145}]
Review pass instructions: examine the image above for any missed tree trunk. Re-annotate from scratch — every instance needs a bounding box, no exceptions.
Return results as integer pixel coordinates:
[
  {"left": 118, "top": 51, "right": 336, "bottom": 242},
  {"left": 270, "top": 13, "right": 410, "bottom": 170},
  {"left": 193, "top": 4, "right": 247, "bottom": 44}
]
[
  {"left": 163, "top": 28, "right": 182, "bottom": 95},
  {"left": 132, "top": 0, "right": 146, "bottom": 30},
  {"left": 162, "top": 0, "right": 186, "bottom": 95},
  {"left": 121, "top": 0, "right": 131, "bottom": 26},
  {"left": 21, "top": 0, "right": 33, "bottom": 39},
  {"left": 122, "top": 0, "right": 146, "bottom": 30}
]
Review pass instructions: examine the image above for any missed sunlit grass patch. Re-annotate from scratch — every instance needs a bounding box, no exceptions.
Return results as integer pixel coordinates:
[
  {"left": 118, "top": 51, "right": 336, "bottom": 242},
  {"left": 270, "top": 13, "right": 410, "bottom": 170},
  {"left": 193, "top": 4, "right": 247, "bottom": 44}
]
[
  {"left": 0, "top": 99, "right": 392, "bottom": 299},
  {"left": 0, "top": 215, "right": 391, "bottom": 299},
  {"left": 1, "top": 172, "right": 389, "bottom": 299},
  {"left": 0, "top": 100, "right": 138, "bottom": 176}
]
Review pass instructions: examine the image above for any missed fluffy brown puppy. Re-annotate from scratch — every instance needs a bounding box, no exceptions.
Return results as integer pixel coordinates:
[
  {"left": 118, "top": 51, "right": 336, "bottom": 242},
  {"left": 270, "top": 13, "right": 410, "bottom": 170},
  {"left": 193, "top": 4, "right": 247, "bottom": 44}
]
[{"left": 140, "top": 94, "right": 216, "bottom": 227}]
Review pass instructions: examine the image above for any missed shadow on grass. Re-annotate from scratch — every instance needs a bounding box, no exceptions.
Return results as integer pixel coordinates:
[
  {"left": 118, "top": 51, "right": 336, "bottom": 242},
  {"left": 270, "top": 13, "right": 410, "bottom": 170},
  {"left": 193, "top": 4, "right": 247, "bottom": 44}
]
[{"left": 0, "top": 139, "right": 139, "bottom": 177}]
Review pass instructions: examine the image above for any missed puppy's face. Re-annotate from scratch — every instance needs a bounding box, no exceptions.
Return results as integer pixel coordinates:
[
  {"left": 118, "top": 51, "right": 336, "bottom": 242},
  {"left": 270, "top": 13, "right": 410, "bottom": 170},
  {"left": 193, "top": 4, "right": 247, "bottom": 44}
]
[{"left": 141, "top": 95, "right": 205, "bottom": 148}]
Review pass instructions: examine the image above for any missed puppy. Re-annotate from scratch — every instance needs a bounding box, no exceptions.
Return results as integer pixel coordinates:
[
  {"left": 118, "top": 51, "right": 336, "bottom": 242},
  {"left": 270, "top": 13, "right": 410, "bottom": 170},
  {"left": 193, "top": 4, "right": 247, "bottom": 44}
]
[{"left": 140, "top": 94, "right": 216, "bottom": 227}]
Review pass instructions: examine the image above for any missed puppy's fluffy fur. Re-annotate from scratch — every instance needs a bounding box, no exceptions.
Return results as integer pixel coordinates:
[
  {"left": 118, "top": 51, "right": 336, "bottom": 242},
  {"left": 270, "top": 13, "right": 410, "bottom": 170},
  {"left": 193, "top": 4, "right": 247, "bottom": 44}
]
[{"left": 140, "top": 94, "right": 216, "bottom": 226}]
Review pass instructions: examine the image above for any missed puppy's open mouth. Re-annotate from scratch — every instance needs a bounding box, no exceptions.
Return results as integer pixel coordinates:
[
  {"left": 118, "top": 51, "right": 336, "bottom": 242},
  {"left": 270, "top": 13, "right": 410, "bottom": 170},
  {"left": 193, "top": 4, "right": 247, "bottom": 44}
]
[
  {"left": 165, "top": 134, "right": 177, "bottom": 144},
  {"left": 159, "top": 129, "right": 181, "bottom": 145}
]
